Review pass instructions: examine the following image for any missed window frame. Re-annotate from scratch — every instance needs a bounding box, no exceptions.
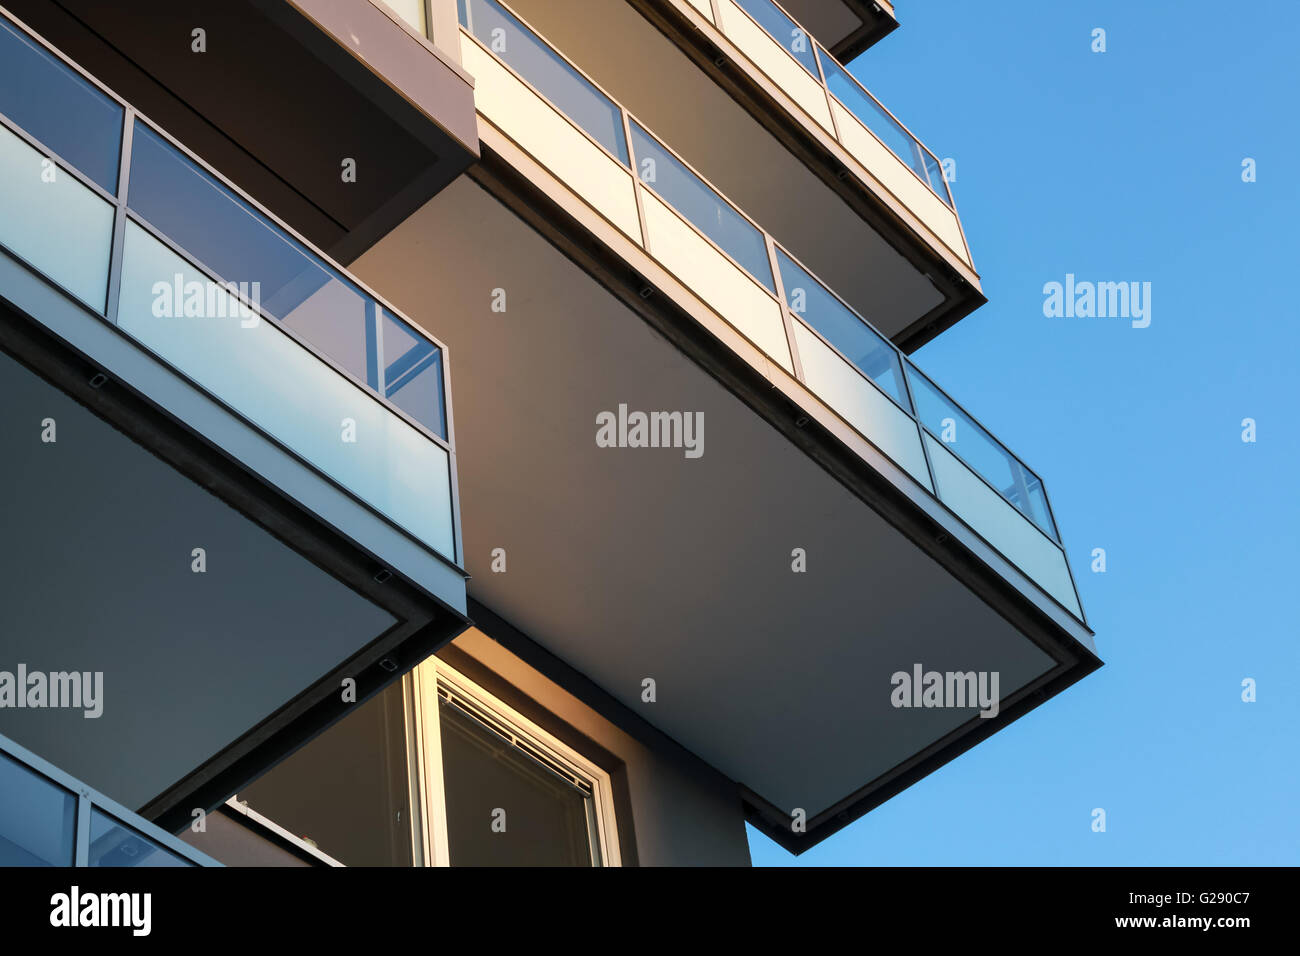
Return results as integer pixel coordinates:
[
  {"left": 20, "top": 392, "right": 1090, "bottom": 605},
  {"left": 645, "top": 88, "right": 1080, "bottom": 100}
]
[{"left": 406, "top": 658, "right": 621, "bottom": 867}]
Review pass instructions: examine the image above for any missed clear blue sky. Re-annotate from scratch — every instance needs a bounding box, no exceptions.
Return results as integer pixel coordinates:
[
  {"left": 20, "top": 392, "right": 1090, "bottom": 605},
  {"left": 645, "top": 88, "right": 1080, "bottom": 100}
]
[{"left": 749, "top": 0, "right": 1299, "bottom": 865}]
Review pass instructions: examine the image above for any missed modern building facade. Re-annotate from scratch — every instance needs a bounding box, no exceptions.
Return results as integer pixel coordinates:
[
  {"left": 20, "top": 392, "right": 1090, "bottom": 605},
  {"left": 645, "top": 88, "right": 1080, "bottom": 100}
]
[{"left": 0, "top": 0, "right": 1097, "bottom": 867}]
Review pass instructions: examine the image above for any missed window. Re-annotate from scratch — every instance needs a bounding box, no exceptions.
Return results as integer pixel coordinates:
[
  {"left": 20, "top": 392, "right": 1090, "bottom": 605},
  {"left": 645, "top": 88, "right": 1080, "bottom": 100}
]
[
  {"left": 409, "top": 659, "right": 620, "bottom": 867},
  {"left": 237, "top": 683, "right": 417, "bottom": 867},
  {"left": 233, "top": 660, "right": 619, "bottom": 867}
]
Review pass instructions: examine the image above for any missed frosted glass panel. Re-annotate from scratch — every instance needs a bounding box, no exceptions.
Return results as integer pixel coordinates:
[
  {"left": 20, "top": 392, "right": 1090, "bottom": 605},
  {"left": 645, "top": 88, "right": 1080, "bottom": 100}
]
[
  {"left": 641, "top": 190, "right": 791, "bottom": 372},
  {"left": 925, "top": 434, "right": 1080, "bottom": 616},
  {"left": 794, "top": 321, "right": 930, "bottom": 488},
  {"left": 385, "top": 0, "right": 428, "bottom": 36},
  {"left": 117, "top": 222, "right": 456, "bottom": 560},
  {"left": 0, "top": 123, "right": 113, "bottom": 312},
  {"left": 0, "top": 754, "right": 76, "bottom": 867}
]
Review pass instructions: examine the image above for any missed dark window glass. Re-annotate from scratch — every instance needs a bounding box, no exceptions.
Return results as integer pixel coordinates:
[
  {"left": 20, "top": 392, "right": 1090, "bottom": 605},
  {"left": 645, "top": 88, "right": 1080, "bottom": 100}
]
[
  {"left": 88, "top": 810, "right": 190, "bottom": 867},
  {"left": 439, "top": 697, "right": 597, "bottom": 866},
  {"left": 458, "top": 0, "right": 628, "bottom": 164},
  {"left": 0, "top": 753, "right": 76, "bottom": 866},
  {"left": 629, "top": 121, "right": 775, "bottom": 292},
  {"left": 774, "top": 248, "right": 908, "bottom": 407},
  {"left": 238, "top": 683, "right": 415, "bottom": 867},
  {"left": 0, "top": 16, "right": 122, "bottom": 193},
  {"left": 382, "top": 312, "right": 447, "bottom": 438}
]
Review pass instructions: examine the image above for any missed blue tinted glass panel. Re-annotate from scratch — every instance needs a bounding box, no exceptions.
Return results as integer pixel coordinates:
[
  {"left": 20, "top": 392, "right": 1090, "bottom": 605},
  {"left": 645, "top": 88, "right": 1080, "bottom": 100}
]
[
  {"left": 459, "top": 0, "right": 629, "bottom": 164},
  {"left": 774, "top": 248, "right": 907, "bottom": 406},
  {"left": 88, "top": 808, "right": 190, "bottom": 867},
  {"left": 382, "top": 311, "right": 446, "bottom": 439},
  {"left": 0, "top": 754, "right": 76, "bottom": 866},
  {"left": 117, "top": 222, "right": 457, "bottom": 558},
  {"left": 821, "top": 56, "right": 947, "bottom": 202},
  {"left": 732, "top": 0, "right": 819, "bottom": 76},
  {"left": 629, "top": 121, "right": 774, "bottom": 292},
  {"left": 127, "top": 121, "right": 376, "bottom": 385},
  {"left": 923, "top": 152, "right": 953, "bottom": 207},
  {"left": 0, "top": 122, "right": 115, "bottom": 312},
  {"left": 906, "top": 363, "right": 1058, "bottom": 539},
  {"left": 0, "top": 16, "right": 122, "bottom": 193}
]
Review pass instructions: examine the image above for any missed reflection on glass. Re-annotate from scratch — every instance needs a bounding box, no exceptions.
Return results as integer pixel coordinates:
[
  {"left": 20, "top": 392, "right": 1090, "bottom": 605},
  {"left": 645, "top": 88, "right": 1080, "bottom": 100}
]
[
  {"left": 820, "top": 55, "right": 953, "bottom": 209},
  {"left": 382, "top": 312, "right": 447, "bottom": 438},
  {"left": 0, "top": 122, "right": 115, "bottom": 312},
  {"left": 128, "top": 123, "right": 374, "bottom": 384},
  {"left": 630, "top": 121, "right": 775, "bottom": 292},
  {"left": 126, "top": 121, "right": 447, "bottom": 440},
  {"left": 458, "top": 0, "right": 629, "bottom": 164},
  {"left": 238, "top": 683, "right": 414, "bottom": 867},
  {"left": 117, "top": 222, "right": 458, "bottom": 558},
  {"left": 0, "top": 754, "right": 76, "bottom": 866},
  {"left": 0, "top": 15, "right": 122, "bottom": 193},
  {"left": 906, "top": 363, "right": 1058, "bottom": 540},
  {"left": 439, "top": 697, "right": 598, "bottom": 866},
  {"left": 88, "top": 809, "right": 190, "bottom": 867},
  {"left": 774, "top": 248, "right": 907, "bottom": 407},
  {"left": 731, "top": 0, "right": 819, "bottom": 76}
]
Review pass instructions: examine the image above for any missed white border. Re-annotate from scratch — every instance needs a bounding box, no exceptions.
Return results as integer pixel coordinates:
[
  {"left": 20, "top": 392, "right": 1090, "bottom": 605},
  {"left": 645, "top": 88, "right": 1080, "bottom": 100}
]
[{"left": 408, "top": 657, "right": 621, "bottom": 867}]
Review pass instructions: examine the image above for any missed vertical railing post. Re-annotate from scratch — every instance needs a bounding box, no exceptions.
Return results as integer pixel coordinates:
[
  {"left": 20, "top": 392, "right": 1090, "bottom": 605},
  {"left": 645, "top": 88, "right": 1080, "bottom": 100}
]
[
  {"left": 765, "top": 235, "right": 804, "bottom": 382},
  {"left": 621, "top": 108, "right": 651, "bottom": 252},
  {"left": 104, "top": 108, "right": 134, "bottom": 326},
  {"left": 74, "top": 790, "right": 91, "bottom": 867},
  {"left": 898, "top": 358, "right": 940, "bottom": 498},
  {"left": 812, "top": 43, "right": 842, "bottom": 145}
]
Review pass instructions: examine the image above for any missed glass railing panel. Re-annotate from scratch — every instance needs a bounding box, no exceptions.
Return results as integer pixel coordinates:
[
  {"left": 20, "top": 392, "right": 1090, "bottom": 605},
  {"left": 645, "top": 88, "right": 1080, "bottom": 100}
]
[
  {"left": 88, "top": 808, "right": 191, "bottom": 867},
  {"left": 820, "top": 55, "right": 930, "bottom": 184},
  {"left": 0, "top": 122, "right": 114, "bottom": 312},
  {"left": 128, "top": 124, "right": 374, "bottom": 388},
  {"left": 716, "top": 0, "right": 835, "bottom": 132},
  {"left": 116, "top": 221, "right": 458, "bottom": 559},
  {"left": 924, "top": 434, "right": 1080, "bottom": 616},
  {"left": 0, "top": 16, "right": 122, "bottom": 194},
  {"left": 922, "top": 151, "right": 951, "bottom": 203},
  {"left": 629, "top": 121, "right": 775, "bottom": 293},
  {"left": 819, "top": 54, "right": 956, "bottom": 213},
  {"left": 461, "top": 41, "right": 641, "bottom": 242},
  {"left": 382, "top": 310, "right": 447, "bottom": 438},
  {"left": 907, "top": 363, "right": 1058, "bottom": 540},
  {"left": 732, "top": 0, "right": 819, "bottom": 76},
  {"left": 639, "top": 189, "right": 792, "bottom": 372},
  {"left": 127, "top": 121, "right": 448, "bottom": 440},
  {"left": 387, "top": 0, "right": 429, "bottom": 37},
  {"left": 792, "top": 321, "right": 931, "bottom": 488},
  {"left": 458, "top": 0, "right": 629, "bottom": 164},
  {"left": 0, "top": 752, "right": 77, "bottom": 867},
  {"left": 773, "top": 247, "right": 908, "bottom": 408}
]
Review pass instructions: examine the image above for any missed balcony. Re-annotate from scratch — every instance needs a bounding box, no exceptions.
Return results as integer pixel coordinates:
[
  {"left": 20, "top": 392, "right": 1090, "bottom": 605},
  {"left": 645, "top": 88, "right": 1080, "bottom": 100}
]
[
  {"left": 777, "top": 0, "right": 899, "bottom": 61},
  {"left": 0, "top": 11, "right": 469, "bottom": 830},
  {"left": 0, "top": 0, "right": 478, "bottom": 264},
  {"left": 1, "top": 732, "right": 218, "bottom": 867},
  {"left": 348, "top": 0, "right": 1097, "bottom": 851},
  {"left": 609, "top": 0, "right": 976, "bottom": 348},
  {"left": 456, "top": 0, "right": 1080, "bottom": 621}
]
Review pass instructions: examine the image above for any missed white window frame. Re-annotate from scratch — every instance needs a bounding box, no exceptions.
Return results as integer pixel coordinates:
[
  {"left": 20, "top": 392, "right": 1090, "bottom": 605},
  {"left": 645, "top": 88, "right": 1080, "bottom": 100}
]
[{"left": 405, "top": 657, "right": 621, "bottom": 867}]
